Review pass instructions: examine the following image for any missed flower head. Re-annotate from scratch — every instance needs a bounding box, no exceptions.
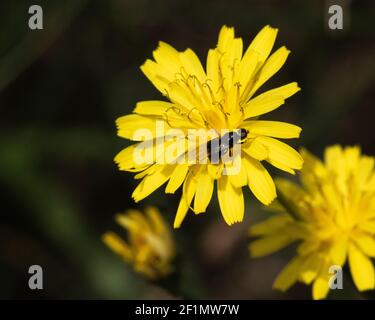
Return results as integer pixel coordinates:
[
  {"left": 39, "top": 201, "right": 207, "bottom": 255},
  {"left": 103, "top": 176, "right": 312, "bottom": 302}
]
[
  {"left": 115, "top": 25, "right": 303, "bottom": 228},
  {"left": 102, "top": 207, "right": 175, "bottom": 279},
  {"left": 249, "top": 145, "right": 375, "bottom": 299}
]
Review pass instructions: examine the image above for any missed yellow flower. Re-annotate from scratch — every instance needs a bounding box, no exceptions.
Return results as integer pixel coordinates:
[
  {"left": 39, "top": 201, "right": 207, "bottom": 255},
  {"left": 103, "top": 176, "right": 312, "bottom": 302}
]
[
  {"left": 249, "top": 145, "right": 375, "bottom": 299},
  {"left": 115, "top": 25, "right": 303, "bottom": 228},
  {"left": 102, "top": 207, "right": 175, "bottom": 280}
]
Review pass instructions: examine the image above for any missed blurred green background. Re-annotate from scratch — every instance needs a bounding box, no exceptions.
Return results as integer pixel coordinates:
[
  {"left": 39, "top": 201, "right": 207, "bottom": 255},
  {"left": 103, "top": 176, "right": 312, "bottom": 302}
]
[{"left": 0, "top": 0, "right": 374, "bottom": 299}]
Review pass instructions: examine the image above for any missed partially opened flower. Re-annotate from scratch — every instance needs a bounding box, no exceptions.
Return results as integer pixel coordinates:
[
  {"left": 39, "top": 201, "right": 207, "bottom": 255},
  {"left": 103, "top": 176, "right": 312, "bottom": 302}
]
[
  {"left": 249, "top": 145, "right": 375, "bottom": 299},
  {"left": 115, "top": 25, "right": 303, "bottom": 228},
  {"left": 102, "top": 207, "right": 175, "bottom": 279}
]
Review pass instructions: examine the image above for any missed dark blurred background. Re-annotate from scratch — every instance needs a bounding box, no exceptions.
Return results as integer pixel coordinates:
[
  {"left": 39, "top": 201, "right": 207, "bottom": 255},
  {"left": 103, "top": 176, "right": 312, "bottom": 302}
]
[{"left": 0, "top": 0, "right": 374, "bottom": 299}]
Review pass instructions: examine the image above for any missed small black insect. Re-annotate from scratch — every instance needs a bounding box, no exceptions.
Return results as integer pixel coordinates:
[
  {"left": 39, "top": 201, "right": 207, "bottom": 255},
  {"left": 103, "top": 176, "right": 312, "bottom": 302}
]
[{"left": 207, "top": 128, "right": 249, "bottom": 162}]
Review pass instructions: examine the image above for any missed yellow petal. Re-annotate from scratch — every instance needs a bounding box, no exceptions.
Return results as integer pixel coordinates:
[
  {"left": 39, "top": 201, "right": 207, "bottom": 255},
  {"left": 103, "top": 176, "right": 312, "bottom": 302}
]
[
  {"left": 134, "top": 163, "right": 159, "bottom": 179},
  {"left": 273, "top": 256, "right": 303, "bottom": 292},
  {"left": 236, "top": 51, "right": 259, "bottom": 99},
  {"left": 217, "top": 175, "right": 244, "bottom": 225},
  {"left": 344, "top": 146, "right": 360, "bottom": 172},
  {"left": 275, "top": 178, "right": 304, "bottom": 202},
  {"left": 352, "top": 232, "right": 375, "bottom": 257},
  {"left": 360, "top": 220, "right": 375, "bottom": 234},
  {"left": 152, "top": 41, "right": 180, "bottom": 72},
  {"left": 299, "top": 148, "right": 326, "bottom": 188},
  {"left": 116, "top": 114, "right": 164, "bottom": 141},
  {"left": 324, "top": 145, "right": 343, "bottom": 172},
  {"left": 258, "top": 136, "right": 303, "bottom": 170},
  {"left": 206, "top": 49, "right": 222, "bottom": 97},
  {"left": 174, "top": 172, "right": 198, "bottom": 228},
  {"left": 367, "top": 173, "right": 375, "bottom": 191},
  {"left": 243, "top": 82, "right": 300, "bottom": 118},
  {"left": 207, "top": 163, "right": 223, "bottom": 179},
  {"left": 244, "top": 25, "right": 278, "bottom": 65},
  {"left": 265, "top": 200, "right": 286, "bottom": 213},
  {"left": 249, "top": 213, "right": 292, "bottom": 236},
  {"left": 243, "top": 156, "right": 276, "bottom": 205},
  {"left": 116, "top": 211, "right": 148, "bottom": 232},
  {"left": 249, "top": 46, "right": 290, "bottom": 97},
  {"left": 267, "top": 159, "right": 296, "bottom": 175},
  {"left": 329, "top": 236, "right": 348, "bottom": 265},
  {"left": 179, "top": 49, "right": 206, "bottom": 82},
  {"left": 165, "top": 164, "right": 189, "bottom": 194},
  {"left": 167, "top": 81, "right": 202, "bottom": 113},
  {"left": 228, "top": 157, "right": 248, "bottom": 188},
  {"left": 297, "top": 240, "right": 320, "bottom": 256},
  {"left": 145, "top": 206, "right": 168, "bottom": 235},
  {"left": 243, "top": 138, "right": 268, "bottom": 161},
  {"left": 132, "top": 165, "right": 174, "bottom": 202},
  {"left": 220, "top": 37, "right": 243, "bottom": 93},
  {"left": 357, "top": 156, "right": 374, "bottom": 190},
  {"left": 232, "top": 38, "right": 243, "bottom": 61},
  {"left": 249, "top": 233, "right": 294, "bottom": 257},
  {"left": 312, "top": 261, "right": 331, "bottom": 300},
  {"left": 217, "top": 25, "right": 235, "bottom": 54},
  {"left": 194, "top": 167, "right": 214, "bottom": 214},
  {"left": 299, "top": 254, "right": 321, "bottom": 285},
  {"left": 126, "top": 209, "right": 151, "bottom": 227},
  {"left": 140, "top": 59, "right": 170, "bottom": 94},
  {"left": 243, "top": 121, "right": 301, "bottom": 139},
  {"left": 102, "top": 232, "right": 133, "bottom": 262},
  {"left": 133, "top": 100, "right": 174, "bottom": 115},
  {"left": 348, "top": 242, "right": 375, "bottom": 291},
  {"left": 275, "top": 179, "right": 307, "bottom": 220},
  {"left": 114, "top": 144, "right": 151, "bottom": 172},
  {"left": 312, "top": 278, "right": 330, "bottom": 300}
]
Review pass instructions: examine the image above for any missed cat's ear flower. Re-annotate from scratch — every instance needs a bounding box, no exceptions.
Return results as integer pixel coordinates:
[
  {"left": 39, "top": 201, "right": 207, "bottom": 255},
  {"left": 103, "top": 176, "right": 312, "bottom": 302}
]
[
  {"left": 250, "top": 145, "right": 375, "bottom": 299},
  {"left": 115, "top": 25, "right": 302, "bottom": 227},
  {"left": 102, "top": 207, "right": 175, "bottom": 279}
]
